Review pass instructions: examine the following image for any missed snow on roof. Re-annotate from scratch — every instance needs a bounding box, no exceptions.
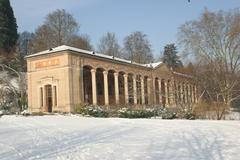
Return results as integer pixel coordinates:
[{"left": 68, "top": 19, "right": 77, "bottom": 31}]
[
  {"left": 173, "top": 71, "right": 193, "bottom": 79},
  {"left": 25, "top": 45, "right": 163, "bottom": 69},
  {"left": 143, "top": 62, "right": 162, "bottom": 68}
]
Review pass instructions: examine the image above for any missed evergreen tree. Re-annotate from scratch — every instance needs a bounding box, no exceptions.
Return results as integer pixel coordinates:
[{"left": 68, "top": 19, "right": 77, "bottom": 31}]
[
  {"left": 162, "top": 43, "right": 183, "bottom": 69},
  {"left": 0, "top": 0, "right": 18, "bottom": 55}
]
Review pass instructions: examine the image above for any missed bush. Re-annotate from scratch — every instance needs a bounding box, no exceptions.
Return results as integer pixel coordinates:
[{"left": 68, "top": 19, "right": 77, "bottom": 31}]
[
  {"left": 118, "top": 108, "right": 156, "bottom": 118},
  {"left": 161, "top": 110, "right": 177, "bottom": 119},
  {"left": 77, "top": 105, "right": 109, "bottom": 117}
]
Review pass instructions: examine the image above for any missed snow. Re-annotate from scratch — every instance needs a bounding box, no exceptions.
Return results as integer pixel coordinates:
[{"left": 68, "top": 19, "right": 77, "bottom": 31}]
[
  {"left": 143, "top": 62, "right": 162, "bottom": 68},
  {"left": 1, "top": 115, "right": 239, "bottom": 160},
  {"left": 173, "top": 71, "right": 193, "bottom": 78}
]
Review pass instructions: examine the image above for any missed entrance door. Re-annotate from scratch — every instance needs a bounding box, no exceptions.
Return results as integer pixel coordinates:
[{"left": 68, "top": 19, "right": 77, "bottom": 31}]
[{"left": 45, "top": 85, "right": 52, "bottom": 112}]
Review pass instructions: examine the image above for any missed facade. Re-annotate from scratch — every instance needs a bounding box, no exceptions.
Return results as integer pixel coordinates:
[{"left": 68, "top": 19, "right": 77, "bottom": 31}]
[{"left": 26, "top": 45, "right": 197, "bottom": 113}]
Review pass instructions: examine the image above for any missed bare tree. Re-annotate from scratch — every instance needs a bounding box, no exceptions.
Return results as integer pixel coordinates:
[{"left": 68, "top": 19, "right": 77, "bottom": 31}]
[
  {"left": 32, "top": 25, "right": 54, "bottom": 52},
  {"left": 98, "top": 32, "right": 121, "bottom": 57},
  {"left": 32, "top": 9, "right": 82, "bottom": 52},
  {"left": 0, "top": 64, "right": 27, "bottom": 112},
  {"left": 45, "top": 9, "right": 79, "bottom": 46},
  {"left": 123, "top": 31, "right": 153, "bottom": 64},
  {"left": 68, "top": 34, "right": 93, "bottom": 50},
  {"left": 179, "top": 9, "right": 240, "bottom": 119}
]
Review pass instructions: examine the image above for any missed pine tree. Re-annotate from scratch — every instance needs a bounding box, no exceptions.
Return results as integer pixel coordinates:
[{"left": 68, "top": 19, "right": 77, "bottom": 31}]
[
  {"left": 162, "top": 43, "right": 183, "bottom": 70},
  {"left": 0, "top": 0, "right": 18, "bottom": 55}
]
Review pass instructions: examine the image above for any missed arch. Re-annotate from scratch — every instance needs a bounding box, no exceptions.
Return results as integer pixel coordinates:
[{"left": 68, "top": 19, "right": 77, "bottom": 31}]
[
  {"left": 128, "top": 73, "right": 134, "bottom": 105},
  {"left": 161, "top": 79, "right": 166, "bottom": 107},
  {"left": 118, "top": 71, "right": 125, "bottom": 104},
  {"left": 177, "top": 83, "right": 181, "bottom": 104},
  {"left": 182, "top": 82, "right": 186, "bottom": 104},
  {"left": 144, "top": 76, "right": 148, "bottom": 105},
  {"left": 96, "top": 68, "right": 105, "bottom": 105},
  {"left": 108, "top": 70, "right": 115, "bottom": 105},
  {"left": 155, "top": 77, "right": 160, "bottom": 105},
  {"left": 83, "top": 65, "right": 93, "bottom": 104},
  {"left": 136, "top": 75, "right": 142, "bottom": 104},
  {"left": 167, "top": 79, "right": 171, "bottom": 105},
  {"left": 186, "top": 83, "right": 189, "bottom": 103}
]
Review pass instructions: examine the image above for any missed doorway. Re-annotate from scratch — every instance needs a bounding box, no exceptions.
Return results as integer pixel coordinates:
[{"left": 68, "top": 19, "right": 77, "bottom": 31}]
[{"left": 45, "top": 85, "right": 52, "bottom": 112}]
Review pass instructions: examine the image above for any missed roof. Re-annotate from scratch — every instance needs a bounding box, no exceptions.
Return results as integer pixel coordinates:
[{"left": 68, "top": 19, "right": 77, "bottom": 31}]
[
  {"left": 173, "top": 71, "right": 193, "bottom": 79},
  {"left": 25, "top": 45, "right": 163, "bottom": 69}
]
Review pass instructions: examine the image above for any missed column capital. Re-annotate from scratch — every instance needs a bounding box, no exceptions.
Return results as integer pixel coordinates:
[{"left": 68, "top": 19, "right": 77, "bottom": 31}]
[
  {"left": 114, "top": 72, "right": 118, "bottom": 76},
  {"left": 103, "top": 71, "right": 108, "bottom": 75},
  {"left": 132, "top": 74, "right": 136, "bottom": 79},
  {"left": 123, "top": 74, "right": 128, "bottom": 78},
  {"left": 140, "top": 76, "right": 144, "bottom": 81},
  {"left": 90, "top": 69, "right": 96, "bottom": 73}
]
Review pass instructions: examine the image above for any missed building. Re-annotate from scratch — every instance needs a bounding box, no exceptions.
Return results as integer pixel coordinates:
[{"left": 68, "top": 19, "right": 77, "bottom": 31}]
[{"left": 25, "top": 45, "right": 197, "bottom": 113}]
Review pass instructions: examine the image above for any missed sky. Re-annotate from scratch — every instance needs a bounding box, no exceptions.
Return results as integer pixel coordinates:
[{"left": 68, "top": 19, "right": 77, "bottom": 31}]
[{"left": 10, "top": 0, "right": 240, "bottom": 58}]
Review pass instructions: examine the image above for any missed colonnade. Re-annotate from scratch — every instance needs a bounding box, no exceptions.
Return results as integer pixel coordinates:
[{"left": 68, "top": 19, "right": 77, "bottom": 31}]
[{"left": 84, "top": 66, "right": 198, "bottom": 107}]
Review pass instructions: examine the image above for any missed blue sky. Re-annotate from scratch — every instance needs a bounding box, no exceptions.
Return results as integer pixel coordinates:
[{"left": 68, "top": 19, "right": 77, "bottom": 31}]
[{"left": 10, "top": 0, "right": 240, "bottom": 57}]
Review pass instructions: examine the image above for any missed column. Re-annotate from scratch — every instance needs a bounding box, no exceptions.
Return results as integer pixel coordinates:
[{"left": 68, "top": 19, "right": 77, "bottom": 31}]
[
  {"left": 91, "top": 69, "right": 97, "bottom": 105},
  {"left": 158, "top": 79, "right": 162, "bottom": 104},
  {"left": 114, "top": 73, "right": 119, "bottom": 105},
  {"left": 152, "top": 78, "right": 156, "bottom": 104},
  {"left": 168, "top": 80, "right": 172, "bottom": 105},
  {"left": 195, "top": 85, "right": 198, "bottom": 103},
  {"left": 179, "top": 83, "right": 182, "bottom": 103},
  {"left": 147, "top": 78, "right": 152, "bottom": 105},
  {"left": 140, "top": 77, "right": 145, "bottom": 105},
  {"left": 191, "top": 85, "right": 194, "bottom": 103},
  {"left": 79, "top": 66, "right": 84, "bottom": 103},
  {"left": 185, "top": 83, "right": 188, "bottom": 103},
  {"left": 165, "top": 81, "right": 168, "bottom": 105},
  {"left": 182, "top": 83, "right": 186, "bottom": 104},
  {"left": 123, "top": 74, "right": 128, "bottom": 104},
  {"left": 103, "top": 71, "right": 109, "bottom": 105},
  {"left": 188, "top": 84, "right": 191, "bottom": 103},
  {"left": 133, "top": 75, "right": 137, "bottom": 105},
  {"left": 174, "top": 81, "right": 177, "bottom": 104}
]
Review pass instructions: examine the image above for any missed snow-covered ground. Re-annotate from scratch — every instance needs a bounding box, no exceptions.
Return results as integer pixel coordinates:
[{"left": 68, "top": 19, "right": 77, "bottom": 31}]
[{"left": 0, "top": 115, "right": 240, "bottom": 160}]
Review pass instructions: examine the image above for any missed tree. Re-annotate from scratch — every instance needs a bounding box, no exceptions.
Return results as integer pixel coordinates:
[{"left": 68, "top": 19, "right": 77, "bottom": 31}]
[
  {"left": 32, "top": 9, "right": 93, "bottom": 52},
  {"left": 0, "top": 64, "right": 27, "bottom": 112},
  {"left": 32, "top": 9, "right": 80, "bottom": 51},
  {"left": 32, "top": 25, "right": 54, "bottom": 52},
  {"left": 98, "top": 32, "right": 121, "bottom": 57},
  {"left": 45, "top": 9, "right": 79, "bottom": 46},
  {"left": 123, "top": 31, "right": 153, "bottom": 63},
  {"left": 0, "top": 0, "right": 18, "bottom": 56},
  {"left": 162, "top": 43, "right": 183, "bottom": 69},
  {"left": 17, "top": 31, "right": 34, "bottom": 56},
  {"left": 68, "top": 34, "right": 93, "bottom": 50},
  {"left": 179, "top": 9, "right": 240, "bottom": 119}
]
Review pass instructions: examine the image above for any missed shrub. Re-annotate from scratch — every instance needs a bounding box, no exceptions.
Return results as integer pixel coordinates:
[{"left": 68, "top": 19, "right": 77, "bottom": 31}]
[
  {"left": 118, "top": 107, "right": 179, "bottom": 119},
  {"left": 77, "top": 105, "right": 109, "bottom": 117},
  {"left": 161, "top": 110, "right": 177, "bottom": 119},
  {"left": 118, "top": 108, "right": 155, "bottom": 118},
  {"left": 183, "top": 111, "right": 195, "bottom": 120}
]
